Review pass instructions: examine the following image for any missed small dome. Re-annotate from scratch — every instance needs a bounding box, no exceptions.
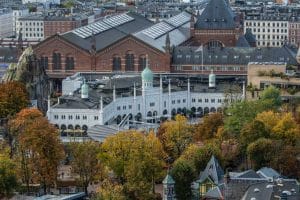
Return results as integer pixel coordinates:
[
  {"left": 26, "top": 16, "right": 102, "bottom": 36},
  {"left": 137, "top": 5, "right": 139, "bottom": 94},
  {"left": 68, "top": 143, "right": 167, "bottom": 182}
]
[
  {"left": 81, "top": 82, "right": 89, "bottom": 98},
  {"left": 141, "top": 66, "right": 153, "bottom": 82}
]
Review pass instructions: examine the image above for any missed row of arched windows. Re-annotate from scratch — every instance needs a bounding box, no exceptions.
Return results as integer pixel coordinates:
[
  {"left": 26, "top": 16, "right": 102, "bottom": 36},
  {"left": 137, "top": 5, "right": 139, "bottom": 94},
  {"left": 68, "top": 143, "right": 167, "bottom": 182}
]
[
  {"left": 112, "top": 54, "right": 147, "bottom": 71},
  {"left": 39, "top": 53, "right": 75, "bottom": 70}
]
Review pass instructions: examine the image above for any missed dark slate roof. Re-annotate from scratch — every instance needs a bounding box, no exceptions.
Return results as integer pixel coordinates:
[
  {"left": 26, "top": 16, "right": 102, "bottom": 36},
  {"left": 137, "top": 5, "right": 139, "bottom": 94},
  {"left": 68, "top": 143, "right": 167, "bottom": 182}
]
[
  {"left": 244, "top": 28, "right": 256, "bottom": 44},
  {"left": 61, "top": 12, "right": 153, "bottom": 52},
  {"left": 195, "top": 0, "right": 235, "bottom": 29},
  {"left": 236, "top": 35, "right": 251, "bottom": 47},
  {"left": 257, "top": 167, "right": 281, "bottom": 179},
  {"left": 242, "top": 180, "right": 300, "bottom": 200},
  {"left": 198, "top": 155, "right": 224, "bottom": 185},
  {"left": 172, "top": 46, "right": 298, "bottom": 66},
  {"left": 230, "top": 170, "right": 261, "bottom": 179}
]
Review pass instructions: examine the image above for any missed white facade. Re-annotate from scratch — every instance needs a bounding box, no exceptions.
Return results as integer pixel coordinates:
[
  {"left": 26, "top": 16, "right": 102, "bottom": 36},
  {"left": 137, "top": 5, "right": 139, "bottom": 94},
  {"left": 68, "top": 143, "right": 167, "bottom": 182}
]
[
  {"left": 47, "top": 70, "right": 240, "bottom": 131},
  {"left": 13, "top": 9, "right": 29, "bottom": 36},
  {"left": 16, "top": 16, "right": 44, "bottom": 40},
  {"left": 244, "top": 17, "right": 289, "bottom": 47},
  {"left": 0, "top": 9, "right": 14, "bottom": 38},
  {"left": 22, "top": 0, "right": 60, "bottom": 4}
]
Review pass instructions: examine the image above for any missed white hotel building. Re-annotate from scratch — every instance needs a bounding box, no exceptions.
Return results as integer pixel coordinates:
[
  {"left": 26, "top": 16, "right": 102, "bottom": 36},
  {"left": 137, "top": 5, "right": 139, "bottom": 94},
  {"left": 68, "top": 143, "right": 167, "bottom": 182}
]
[
  {"left": 244, "top": 15, "right": 289, "bottom": 47},
  {"left": 47, "top": 63, "right": 244, "bottom": 135}
]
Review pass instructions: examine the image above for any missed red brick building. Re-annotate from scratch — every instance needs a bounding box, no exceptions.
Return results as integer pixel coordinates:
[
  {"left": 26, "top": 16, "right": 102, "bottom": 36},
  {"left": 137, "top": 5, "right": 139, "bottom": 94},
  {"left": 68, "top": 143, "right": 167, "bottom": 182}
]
[
  {"left": 33, "top": 12, "right": 191, "bottom": 80},
  {"left": 289, "top": 16, "right": 300, "bottom": 48},
  {"left": 191, "top": 0, "right": 243, "bottom": 47},
  {"left": 44, "top": 16, "right": 82, "bottom": 38}
]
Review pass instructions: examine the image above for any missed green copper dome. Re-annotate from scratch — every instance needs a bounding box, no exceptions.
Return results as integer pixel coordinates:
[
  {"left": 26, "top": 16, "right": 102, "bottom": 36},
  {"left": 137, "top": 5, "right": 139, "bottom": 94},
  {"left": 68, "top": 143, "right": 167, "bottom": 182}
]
[{"left": 141, "top": 66, "right": 153, "bottom": 82}]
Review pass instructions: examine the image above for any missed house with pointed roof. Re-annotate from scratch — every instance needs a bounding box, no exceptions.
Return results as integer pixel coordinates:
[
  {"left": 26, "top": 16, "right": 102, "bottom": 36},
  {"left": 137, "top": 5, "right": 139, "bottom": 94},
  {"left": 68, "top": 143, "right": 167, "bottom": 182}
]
[
  {"left": 193, "top": 156, "right": 225, "bottom": 199},
  {"left": 191, "top": 0, "right": 243, "bottom": 47}
]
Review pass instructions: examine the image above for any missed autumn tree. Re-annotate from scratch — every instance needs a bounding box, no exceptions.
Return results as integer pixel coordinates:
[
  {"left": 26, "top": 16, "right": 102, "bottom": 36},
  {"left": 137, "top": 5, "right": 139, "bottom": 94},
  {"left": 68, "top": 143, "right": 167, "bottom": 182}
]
[
  {"left": 9, "top": 108, "right": 64, "bottom": 194},
  {"left": 100, "top": 131, "right": 166, "bottom": 199},
  {"left": 95, "top": 179, "right": 126, "bottom": 200},
  {"left": 170, "top": 159, "right": 195, "bottom": 200},
  {"left": 70, "top": 141, "right": 104, "bottom": 194},
  {"left": 240, "top": 120, "right": 269, "bottom": 152},
  {"left": 194, "top": 112, "right": 223, "bottom": 141},
  {"left": 158, "top": 115, "right": 193, "bottom": 160},
  {"left": 0, "top": 81, "right": 29, "bottom": 119}
]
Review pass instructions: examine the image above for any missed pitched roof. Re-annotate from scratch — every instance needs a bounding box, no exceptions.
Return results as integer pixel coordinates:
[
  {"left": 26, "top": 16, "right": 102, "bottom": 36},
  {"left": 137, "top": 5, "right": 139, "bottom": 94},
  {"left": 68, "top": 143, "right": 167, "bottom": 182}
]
[
  {"left": 163, "top": 174, "right": 175, "bottom": 184},
  {"left": 172, "top": 46, "right": 298, "bottom": 66},
  {"left": 244, "top": 28, "right": 256, "bottom": 44},
  {"left": 236, "top": 35, "right": 251, "bottom": 47},
  {"left": 195, "top": 0, "right": 235, "bottom": 29},
  {"left": 198, "top": 155, "right": 224, "bottom": 185},
  {"left": 60, "top": 12, "right": 153, "bottom": 53},
  {"left": 257, "top": 167, "right": 281, "bottom": 179}
]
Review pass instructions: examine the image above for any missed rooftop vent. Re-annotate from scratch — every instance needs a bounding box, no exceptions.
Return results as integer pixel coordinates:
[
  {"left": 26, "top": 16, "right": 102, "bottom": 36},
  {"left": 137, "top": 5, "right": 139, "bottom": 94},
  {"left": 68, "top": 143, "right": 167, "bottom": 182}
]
[{"left": 254, "top": 188, "right": 260, "bottom": 193}]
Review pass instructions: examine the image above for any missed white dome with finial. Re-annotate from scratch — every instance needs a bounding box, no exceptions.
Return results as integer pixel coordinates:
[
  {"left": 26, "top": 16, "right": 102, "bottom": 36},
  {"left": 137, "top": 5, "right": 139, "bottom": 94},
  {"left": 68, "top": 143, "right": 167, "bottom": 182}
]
[
  {"left": 81, "top": 79, "right": 89, "bottom": 99},
  {"left": 141, "top": 66, "right": 153, "bottom": 82}
]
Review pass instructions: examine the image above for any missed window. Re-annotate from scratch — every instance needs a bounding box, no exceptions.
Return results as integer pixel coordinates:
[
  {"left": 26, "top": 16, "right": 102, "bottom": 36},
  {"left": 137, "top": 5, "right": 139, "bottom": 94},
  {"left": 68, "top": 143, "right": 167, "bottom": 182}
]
[
  {"left": 65, "top": 56, "right": 74, "bottom": 70},
  {"left": 125, "top": 52, "right": 134, "bottom": 71},
  {"left": 94, "top": 116, "right": 98, "bottom": 120},
  {"left": 172, "top": 100, "right": 175, "bottom": 104},
  {"left": 211, "top": 99, "right": 215, "bottom": 103},
  {"left": 205, "top": 99, "right": 209, "bottom": 103},
  {"left": 138, "top": 55, "right": 146, "bottom": 71},
  {"left": 218, "top": 99, "right": 222, "bottom": 103},
  {"left": 83, "top": 116, "right": 87, "bottom": 120},
  {"left": 68, "top": 115, "right": 73, "bottom": 120},
  {"left": 75, "top": 115, "right": 80, "bottom": 120},
  {"left": 177, "top": 99, "right": 181, "bottom": 104},
  {"left": 164, "top": 101, "right": 167, "bottom": 107},
  {"left": 61, "top": 115, "right": 66, "bottom": 119},
  {"left": 123, "top": 105, "right": 126, "bottom": 110},
  {"left": 40, "top": 56, "right": 48, "bottom": 69},
  {"left": 117, "top": 106, "right": 120, "bottom": 110},
  {"left": 112, "top": 56, "right": 121, "bottom": 71},
  {"left": 198, "top": 99, "right": 202, "bottom": 102},
  {"left": 192, "top": 98, "right": 196, "bottom": 103},
  {"left": 183, "top": 99, "right": 186, "bottom": 103},
  {"left": 52, "top": 52, "right": 61, "bottom": 70},
  {"left": 54, "top": 115, "right": 58, "bottom": 119}
]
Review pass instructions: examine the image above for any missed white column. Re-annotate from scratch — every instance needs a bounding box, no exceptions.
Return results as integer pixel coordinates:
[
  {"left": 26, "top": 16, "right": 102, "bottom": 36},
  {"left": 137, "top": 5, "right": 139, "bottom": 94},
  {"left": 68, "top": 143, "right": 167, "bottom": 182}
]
[
  {"left": 99, "top": 96, "right": 103, "bottom": 125},
  {"left": 187, "top": 78, "right": 190, "bottom": 109},
  {"left": 160, "top": 75, "right": 163, "bottom": 116},
  {"left": 113, "top": 85, "right": 116, "bottom": 102},
  {"left": 133, "top": 82, "right": 136, "bottom": 115}
]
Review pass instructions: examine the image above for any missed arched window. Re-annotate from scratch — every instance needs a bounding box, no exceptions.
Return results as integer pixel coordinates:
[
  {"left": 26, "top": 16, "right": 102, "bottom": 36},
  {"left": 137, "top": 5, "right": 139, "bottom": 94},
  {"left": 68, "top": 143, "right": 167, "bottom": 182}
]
[
  {"left": 138, "top": 55, "right": 146, "bottom": 71},
  {"left": 112, "top": 56, "right": 121, "bottom": 71},
  {"left": 40, "top": 56, "right": 48, "bottom": 69},
  {"left": 125, "top": 52, "right": 134, "bottom": 71},
  {"left": 65, "top": 56, "right": 74, "bottom": 70},
  {"left": 52, "top": 52, "right": 61, "bottom": 70},
  {"left": 206, "top": 41, "right": 224, "bottom": 48}
]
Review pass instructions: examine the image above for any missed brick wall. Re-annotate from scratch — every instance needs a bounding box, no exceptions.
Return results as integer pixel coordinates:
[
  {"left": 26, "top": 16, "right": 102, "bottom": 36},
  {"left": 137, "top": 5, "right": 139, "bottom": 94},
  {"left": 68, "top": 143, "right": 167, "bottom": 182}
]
[{"left": 33, "top": 35, "right": 170, "bottom": 78}]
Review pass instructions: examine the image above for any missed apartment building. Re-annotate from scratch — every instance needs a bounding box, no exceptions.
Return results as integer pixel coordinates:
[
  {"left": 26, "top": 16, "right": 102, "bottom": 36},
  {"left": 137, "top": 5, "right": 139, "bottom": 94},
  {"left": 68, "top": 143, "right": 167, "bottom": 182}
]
[
  {"left": 289, "top": 16, "right": 300, "bottom": 47},
  {"left": 244, "top": 15, "right": 289, "bottom": 47},
  {"left": 12, "top": 8, "right": 29, "bottom": 36},
  {"left": 16, "top": 15, "right": 44, "bottom": 40}
]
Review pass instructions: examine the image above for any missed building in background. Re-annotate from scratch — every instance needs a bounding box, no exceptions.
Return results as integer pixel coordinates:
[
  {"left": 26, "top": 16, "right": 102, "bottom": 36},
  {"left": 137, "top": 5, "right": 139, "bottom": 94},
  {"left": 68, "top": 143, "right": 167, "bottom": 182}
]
[
  {"left": 12, "top": 7, "right": 29, "bottom": 36},
  {"left": 0, "top": 9, "right": 14, "bottom": 38},
  {"left": 289, "top": 16, "right": 300, "bottom": 47},
  {"left": 16, "top": 15, "right": 44, "bottom": 40}
]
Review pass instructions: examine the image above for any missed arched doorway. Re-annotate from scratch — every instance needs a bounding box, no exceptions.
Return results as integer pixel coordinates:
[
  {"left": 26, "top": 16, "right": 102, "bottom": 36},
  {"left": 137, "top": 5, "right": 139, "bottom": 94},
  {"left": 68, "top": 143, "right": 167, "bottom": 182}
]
[
  {"left": 135, "top": 113, "right": 142, "bottom": 122},
  {"left": 147, "top": 111, "right": 152, "bottom": 123},
  {"left": 204, "top": 107, "right": 209, "bottom": 115},
  {"left": 210, "top": 107, "right": 216, "bottom": 113},
  {"left": 197, "top": 107, "right": 203, "bottom": 117}
]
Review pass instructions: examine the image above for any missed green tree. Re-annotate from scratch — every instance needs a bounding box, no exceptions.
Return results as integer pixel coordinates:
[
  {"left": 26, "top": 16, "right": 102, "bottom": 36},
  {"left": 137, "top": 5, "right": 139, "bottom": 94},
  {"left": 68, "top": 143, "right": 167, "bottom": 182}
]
[
  {"left": 158, "top": 115, "right": 193, "bottom": 160},
  {"left": 95, "top": 179, "right": 126, "bottom": 200},
  {"left": 247, "top": 138, "right": 277, "bottom": 170},
  {"left": 70, "top": 141, "right": 104, "bottom": 194},
  {"left": 170, "top": 159, "right": 195, "bottom": 200},
  {"left": 0, "top": 146, "right": 18, "bottom": 198},
  {"left": 0, "top": 81, "right": 29, "bottom": 119},
  {"left": 260, "top": 85, "right": 282, "bottom": 108}
]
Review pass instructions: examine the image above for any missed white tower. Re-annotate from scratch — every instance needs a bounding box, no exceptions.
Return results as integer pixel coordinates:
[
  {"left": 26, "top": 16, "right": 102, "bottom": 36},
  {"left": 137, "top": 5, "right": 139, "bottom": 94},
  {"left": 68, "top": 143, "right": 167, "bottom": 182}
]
[
  {"left": 141, "top": 56, "right": 154, "bottom": 95},
  {"left": 209, "top": 70, "right": 216, "bottom": 88},
  {"left": 163, "top": 173, "right": 176, "bottom": 200},
  {"left": 81, "top": 79, "right": 89, "bottom": 99}
]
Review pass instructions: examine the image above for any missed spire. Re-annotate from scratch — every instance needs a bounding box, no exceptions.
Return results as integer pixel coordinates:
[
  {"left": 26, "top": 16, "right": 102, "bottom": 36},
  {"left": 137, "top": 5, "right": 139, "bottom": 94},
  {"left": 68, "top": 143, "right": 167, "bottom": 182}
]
[{"left": 165, "top": 33, "right": 171, "bottom": 53}]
